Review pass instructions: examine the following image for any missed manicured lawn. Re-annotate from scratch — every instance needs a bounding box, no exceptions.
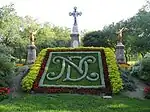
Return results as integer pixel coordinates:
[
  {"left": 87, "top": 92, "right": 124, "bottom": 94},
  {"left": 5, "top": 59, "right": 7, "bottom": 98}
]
[{"left": 0, "top": 94, "right": 150, "bottom": 112}]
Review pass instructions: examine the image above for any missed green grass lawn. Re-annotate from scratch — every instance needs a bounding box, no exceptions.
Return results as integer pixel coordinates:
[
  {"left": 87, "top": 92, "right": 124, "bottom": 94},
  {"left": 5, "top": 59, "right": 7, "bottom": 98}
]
[{"left": 0, "top": 94, "right": 150, "bottom": 112}]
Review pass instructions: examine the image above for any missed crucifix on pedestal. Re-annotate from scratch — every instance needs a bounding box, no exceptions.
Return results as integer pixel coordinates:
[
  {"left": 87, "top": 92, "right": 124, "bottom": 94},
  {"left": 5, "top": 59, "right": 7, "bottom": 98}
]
[{"left": 69, "top": 7, "right": 82, "bottom": 48}]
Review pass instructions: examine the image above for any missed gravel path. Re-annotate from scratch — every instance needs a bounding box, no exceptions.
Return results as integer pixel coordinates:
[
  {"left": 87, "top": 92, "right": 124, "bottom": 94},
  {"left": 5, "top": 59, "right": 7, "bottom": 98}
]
[{"left": 122, "top": 77, "right": 148, "bottom": 99}]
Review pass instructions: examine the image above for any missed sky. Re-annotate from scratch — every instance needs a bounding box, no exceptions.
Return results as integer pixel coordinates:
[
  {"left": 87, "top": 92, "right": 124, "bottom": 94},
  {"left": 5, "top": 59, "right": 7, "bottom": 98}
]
[{"left": 0, "top": 0, "right": 147, "bottom": 31}]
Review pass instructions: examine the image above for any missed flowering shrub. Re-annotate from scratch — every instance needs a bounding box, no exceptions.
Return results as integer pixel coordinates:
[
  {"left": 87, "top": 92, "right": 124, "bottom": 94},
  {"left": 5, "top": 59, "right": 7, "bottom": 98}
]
[
  {"left": 0, "top": 87, "right": 10, "bottom": 101},
  {"left": 130, "top": 55, "right": 150, "bottom": 82},
  {"left": 144, "top": 87, "right": 150, "bottom": 99}
]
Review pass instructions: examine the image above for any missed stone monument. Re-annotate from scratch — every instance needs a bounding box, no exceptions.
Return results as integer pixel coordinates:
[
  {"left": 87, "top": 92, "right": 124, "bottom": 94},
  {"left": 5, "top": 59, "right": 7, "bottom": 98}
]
[
  {"left": 27, "top": 31, "right": 37, "bottom": 64},
  {"left": 69, "top": 7, "right": 82, "bottom": 48},
  {"left": 116, "top": 27, "right": 128, "bottom": 63}
]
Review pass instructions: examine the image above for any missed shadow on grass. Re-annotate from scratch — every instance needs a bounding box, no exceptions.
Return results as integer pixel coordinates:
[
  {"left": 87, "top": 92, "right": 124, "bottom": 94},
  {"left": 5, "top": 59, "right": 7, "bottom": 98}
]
[{"left": 0, "top": 93, "right": 150, "bottom": 112}]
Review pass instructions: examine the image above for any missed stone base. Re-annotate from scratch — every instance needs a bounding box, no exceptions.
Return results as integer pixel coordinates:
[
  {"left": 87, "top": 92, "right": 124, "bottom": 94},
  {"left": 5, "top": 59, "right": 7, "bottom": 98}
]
[
  {"left": 27, "top": 45, "right": 36, "bottom": 64},
  {"left": 102, "top": 96, "right": 112, "bottom": 99},
  {"left": 116, "top": 42, "right": 125, "bottom": 63},
  {"left": 70, "top": 33, "right": 80, "bottom": 48}
]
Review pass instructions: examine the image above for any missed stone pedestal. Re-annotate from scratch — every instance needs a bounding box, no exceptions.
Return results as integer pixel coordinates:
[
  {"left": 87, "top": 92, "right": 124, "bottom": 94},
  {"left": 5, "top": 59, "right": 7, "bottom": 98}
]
[
  {"left": 70, "top": 33, "right": 80, "bottom": 48},
  {"left": 27, "top": 45, "right": 36, "bottom": 64},
  {"left": 116, "top": 42, "right": 125, "bottom": 63},
  {"left": 70, "top": 24, "right": 80, "bottom": 48}
]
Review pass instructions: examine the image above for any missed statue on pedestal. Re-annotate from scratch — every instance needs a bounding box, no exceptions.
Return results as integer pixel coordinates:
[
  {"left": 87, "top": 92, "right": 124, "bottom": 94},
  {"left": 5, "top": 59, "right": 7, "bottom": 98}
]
[
  {"left": 116, "top": 27, "right": 128, "bottom": 43},
  {"left": 27, "top": 30, "right": 37, "bottom": 64},
  {"left": 115, "top": 27, "right": 128, "bottom": 63},
  {"left": 29, "top": 31, "right": 37, "bottom": 45}
]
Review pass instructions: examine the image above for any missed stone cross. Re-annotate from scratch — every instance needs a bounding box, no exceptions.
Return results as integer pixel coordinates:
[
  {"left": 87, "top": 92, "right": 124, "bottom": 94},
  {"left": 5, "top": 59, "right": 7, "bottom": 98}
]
[{"left": 69, "top": 7, "right": 82, "bottom": 26}]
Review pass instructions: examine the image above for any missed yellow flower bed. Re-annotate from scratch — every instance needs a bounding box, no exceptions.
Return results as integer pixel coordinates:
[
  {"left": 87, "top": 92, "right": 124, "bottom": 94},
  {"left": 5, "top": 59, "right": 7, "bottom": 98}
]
[
  {"left": 22, "top": 49, "right": 47, "bottom": 91},
  {"left": 104, "top": 48, "right": 123, "bottom": 93}
]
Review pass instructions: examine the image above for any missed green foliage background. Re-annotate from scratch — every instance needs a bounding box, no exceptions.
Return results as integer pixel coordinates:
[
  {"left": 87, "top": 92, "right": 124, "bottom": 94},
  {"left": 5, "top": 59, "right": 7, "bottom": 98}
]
[
  {"left": 131, "top": 53, "right": 150, "bottom": 82},
  {"left": 0, "top": 44, "right": 15, "bottom": 87}
]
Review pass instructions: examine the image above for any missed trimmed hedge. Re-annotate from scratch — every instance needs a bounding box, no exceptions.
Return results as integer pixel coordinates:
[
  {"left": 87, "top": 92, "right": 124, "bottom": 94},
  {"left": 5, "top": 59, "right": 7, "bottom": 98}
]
[{"left": 22, "top": 47, "right": 123, "bottom": 93}]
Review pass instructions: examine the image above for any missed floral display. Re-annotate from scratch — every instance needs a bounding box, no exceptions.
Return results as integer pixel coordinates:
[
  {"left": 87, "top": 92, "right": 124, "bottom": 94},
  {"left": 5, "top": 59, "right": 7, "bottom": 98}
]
[
  {"left": 0, "top": 87, "right": 10, "bottom": 101},
  {"left": 22, "top": 47, "right": 123, "bottom": 94},
  {"left": 144, "top": 86, "right": 150, "bottom": 99}
]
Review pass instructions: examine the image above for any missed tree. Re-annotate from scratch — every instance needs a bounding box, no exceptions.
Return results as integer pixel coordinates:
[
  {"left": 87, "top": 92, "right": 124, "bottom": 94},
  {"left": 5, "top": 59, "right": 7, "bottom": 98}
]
[
  {"left": 0, "top": 44, "right": 15, "bottom": 87},
  {"left": 0, "top": 4, "right": 28, "bottom": 63},
  {"left": 82, "top": 30, "right": 115, "bottom": 48},
  {"left": 36, "top": 23, "right": 70, "bottom": 52},
  {"left": 82, "top": 1, "right": 150, "bottom": 61},
  {"left": 0, "top": 4, "right": 22, "bottom": 46}
]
